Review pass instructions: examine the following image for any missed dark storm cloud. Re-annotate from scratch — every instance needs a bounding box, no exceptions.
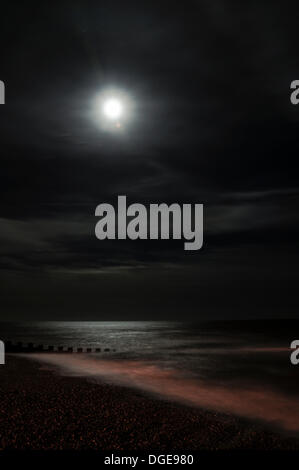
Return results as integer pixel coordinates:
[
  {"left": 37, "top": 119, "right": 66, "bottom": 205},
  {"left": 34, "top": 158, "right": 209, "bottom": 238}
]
[{"left": 0, "top": 0, "right": 298, "bottom": 319}]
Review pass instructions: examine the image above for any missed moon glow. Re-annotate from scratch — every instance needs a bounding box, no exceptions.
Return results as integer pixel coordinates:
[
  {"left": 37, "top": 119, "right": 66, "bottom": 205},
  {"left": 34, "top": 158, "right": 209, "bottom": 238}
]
[
  {"left": 92, "top": 89, "right": 134, "bottom": 131},
  {"left": 103, "top": 98, "right": 123, "bottom": 120}
]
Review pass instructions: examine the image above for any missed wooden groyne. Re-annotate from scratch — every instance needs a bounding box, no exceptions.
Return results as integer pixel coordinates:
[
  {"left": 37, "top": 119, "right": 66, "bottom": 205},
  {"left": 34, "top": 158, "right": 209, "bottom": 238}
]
[{"left": 5, "top": 341, "right": 116, "bottom": 354}]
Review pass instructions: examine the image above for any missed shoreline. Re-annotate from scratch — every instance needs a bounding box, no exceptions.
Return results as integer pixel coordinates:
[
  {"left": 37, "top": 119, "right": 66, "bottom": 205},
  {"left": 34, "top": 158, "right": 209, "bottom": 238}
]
[{"left": 1, "top": 355, "right": 299, "bottom": 451}]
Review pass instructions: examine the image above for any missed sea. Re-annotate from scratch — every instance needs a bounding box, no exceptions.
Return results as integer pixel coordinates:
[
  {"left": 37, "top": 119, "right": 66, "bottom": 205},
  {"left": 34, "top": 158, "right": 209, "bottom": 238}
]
[{"left": 1, "top": 320, "right": 299, "bottom": 434}]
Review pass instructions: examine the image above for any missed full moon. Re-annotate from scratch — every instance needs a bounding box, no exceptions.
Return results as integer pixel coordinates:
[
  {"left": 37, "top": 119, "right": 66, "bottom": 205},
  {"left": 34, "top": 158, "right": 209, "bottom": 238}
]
[
  {"left": 102, "top": 98, "right": 123, "bottom": 120},
  {"left": 92, "top": 89, "right": 133, "bottom": 130}
]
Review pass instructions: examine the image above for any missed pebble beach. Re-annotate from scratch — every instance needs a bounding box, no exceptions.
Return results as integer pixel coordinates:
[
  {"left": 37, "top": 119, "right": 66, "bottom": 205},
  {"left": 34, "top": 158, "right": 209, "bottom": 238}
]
[{"left": 1, "top": 355, "right": 299, "bottom": 452}]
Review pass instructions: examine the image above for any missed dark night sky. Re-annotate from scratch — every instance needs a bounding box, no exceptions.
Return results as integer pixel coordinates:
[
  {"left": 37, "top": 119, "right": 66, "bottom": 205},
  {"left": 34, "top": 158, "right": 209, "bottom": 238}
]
[{"left": 0, "top": 0, "right": 299, "bottom": 320}]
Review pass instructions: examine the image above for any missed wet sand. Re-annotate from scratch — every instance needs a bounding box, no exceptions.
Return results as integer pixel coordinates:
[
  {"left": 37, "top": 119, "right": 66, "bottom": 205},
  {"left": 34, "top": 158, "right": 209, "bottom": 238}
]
[{"left": 1, "top": 355, "right": 299, "bottom": 451}]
